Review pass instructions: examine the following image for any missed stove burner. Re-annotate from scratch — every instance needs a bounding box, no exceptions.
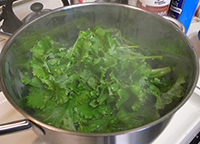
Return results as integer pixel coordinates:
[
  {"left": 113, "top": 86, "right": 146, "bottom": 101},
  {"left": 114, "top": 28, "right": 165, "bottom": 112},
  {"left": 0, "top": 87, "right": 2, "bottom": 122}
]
[
  {"left": 0, "top": 0, "right": 69, "bottom": 34},
  {"left": 190, "top": 131, "right": 200, "bottom": 144},
  {"left": 0, "top": 0, "right": 22, "bottom": 34}
]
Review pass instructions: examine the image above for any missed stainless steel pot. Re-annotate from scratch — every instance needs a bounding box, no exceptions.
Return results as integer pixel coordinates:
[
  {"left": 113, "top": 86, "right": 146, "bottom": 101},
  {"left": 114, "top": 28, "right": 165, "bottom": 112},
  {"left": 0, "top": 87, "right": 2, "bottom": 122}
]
[{"left": 0, "top": 3, "right": 199, "bottom": 144}]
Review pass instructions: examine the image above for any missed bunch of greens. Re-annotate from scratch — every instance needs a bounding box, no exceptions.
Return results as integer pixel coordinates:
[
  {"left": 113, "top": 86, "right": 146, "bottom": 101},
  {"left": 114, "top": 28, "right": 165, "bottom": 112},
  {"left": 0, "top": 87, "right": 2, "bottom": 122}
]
[{"left": 21, "top": 26, "right": 186, "bottom": 133}]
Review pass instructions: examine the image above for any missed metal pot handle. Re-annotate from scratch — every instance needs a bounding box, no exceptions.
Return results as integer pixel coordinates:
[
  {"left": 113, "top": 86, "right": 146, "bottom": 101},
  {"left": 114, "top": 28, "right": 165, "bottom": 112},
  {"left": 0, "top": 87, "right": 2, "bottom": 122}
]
[
  {"left": 163, "top": 16, "right": 186, "bottom": 34},
  {"left": 0, "top": 119, "right": 32, "bottom": 135},
  {"left": 0, "top": 88, "right": 45, "bottom": 135},
  {"left": 0, "top": 85, "right": 44, "bottom": 135},
  {"left": 0, "top": 119, "right": 45, "bottom": 135}
]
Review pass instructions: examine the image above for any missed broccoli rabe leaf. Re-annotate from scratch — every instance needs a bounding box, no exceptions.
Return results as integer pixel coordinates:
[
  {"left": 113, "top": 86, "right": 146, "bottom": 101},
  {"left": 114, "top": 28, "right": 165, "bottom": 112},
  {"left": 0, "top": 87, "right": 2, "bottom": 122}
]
[
  {"left": 26, "top": 87, "right": 51, "bottom": 109},
  {"left": 21, "top": 26, "right": 187, "bottom": 133},
  {"left": 155, "top": 74, "right": 186, "bottom": 109}
]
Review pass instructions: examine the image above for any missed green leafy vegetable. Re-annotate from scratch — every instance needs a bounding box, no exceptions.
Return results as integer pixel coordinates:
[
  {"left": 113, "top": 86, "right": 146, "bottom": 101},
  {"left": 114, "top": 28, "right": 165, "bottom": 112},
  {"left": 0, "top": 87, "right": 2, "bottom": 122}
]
[{"left": 21, "top": 26, "right": 186, "bottom": 133}]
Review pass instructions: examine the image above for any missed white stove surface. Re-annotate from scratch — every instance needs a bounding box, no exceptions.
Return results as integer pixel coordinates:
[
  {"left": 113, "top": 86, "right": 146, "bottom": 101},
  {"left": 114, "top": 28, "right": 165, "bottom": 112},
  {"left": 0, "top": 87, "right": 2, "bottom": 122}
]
[{"left": 0, "top": 1, "right": 200, "bottom": 144}]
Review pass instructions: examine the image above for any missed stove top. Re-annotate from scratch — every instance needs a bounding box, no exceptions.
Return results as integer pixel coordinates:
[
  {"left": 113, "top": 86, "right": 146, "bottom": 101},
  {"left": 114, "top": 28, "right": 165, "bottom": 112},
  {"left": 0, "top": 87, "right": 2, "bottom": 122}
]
[{"left": 0, "top": 1, "right": 200, "bottom": 144}]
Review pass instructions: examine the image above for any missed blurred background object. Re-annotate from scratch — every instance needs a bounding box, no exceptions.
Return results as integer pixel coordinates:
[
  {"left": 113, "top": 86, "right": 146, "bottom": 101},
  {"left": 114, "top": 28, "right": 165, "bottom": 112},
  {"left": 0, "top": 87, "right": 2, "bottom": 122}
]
[
  {"left": 168, "top": 0, "right": 199, "bottom": 33},
  {"left": 128, "top": 0, "right": 138, "bottom": 6},
  {"left": 136, "top": 0, "right": 171, "bottom": 16},
  {"left": 70, "top": 0, "right": 128, "bottom": 4}
]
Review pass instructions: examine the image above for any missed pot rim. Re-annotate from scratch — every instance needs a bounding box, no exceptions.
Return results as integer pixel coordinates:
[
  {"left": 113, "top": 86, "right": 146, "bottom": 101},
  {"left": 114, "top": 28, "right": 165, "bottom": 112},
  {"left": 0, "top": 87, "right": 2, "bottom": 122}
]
[{"left": 0, "top": 2, "right": 199, "bottom": 137}]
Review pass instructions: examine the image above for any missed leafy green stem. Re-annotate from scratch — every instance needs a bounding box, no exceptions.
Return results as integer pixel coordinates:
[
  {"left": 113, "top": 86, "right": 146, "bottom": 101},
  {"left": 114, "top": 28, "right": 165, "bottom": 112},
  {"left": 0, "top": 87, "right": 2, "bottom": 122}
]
[{"left": 150, "top": 67, "right": 171, "bottom": 77}]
